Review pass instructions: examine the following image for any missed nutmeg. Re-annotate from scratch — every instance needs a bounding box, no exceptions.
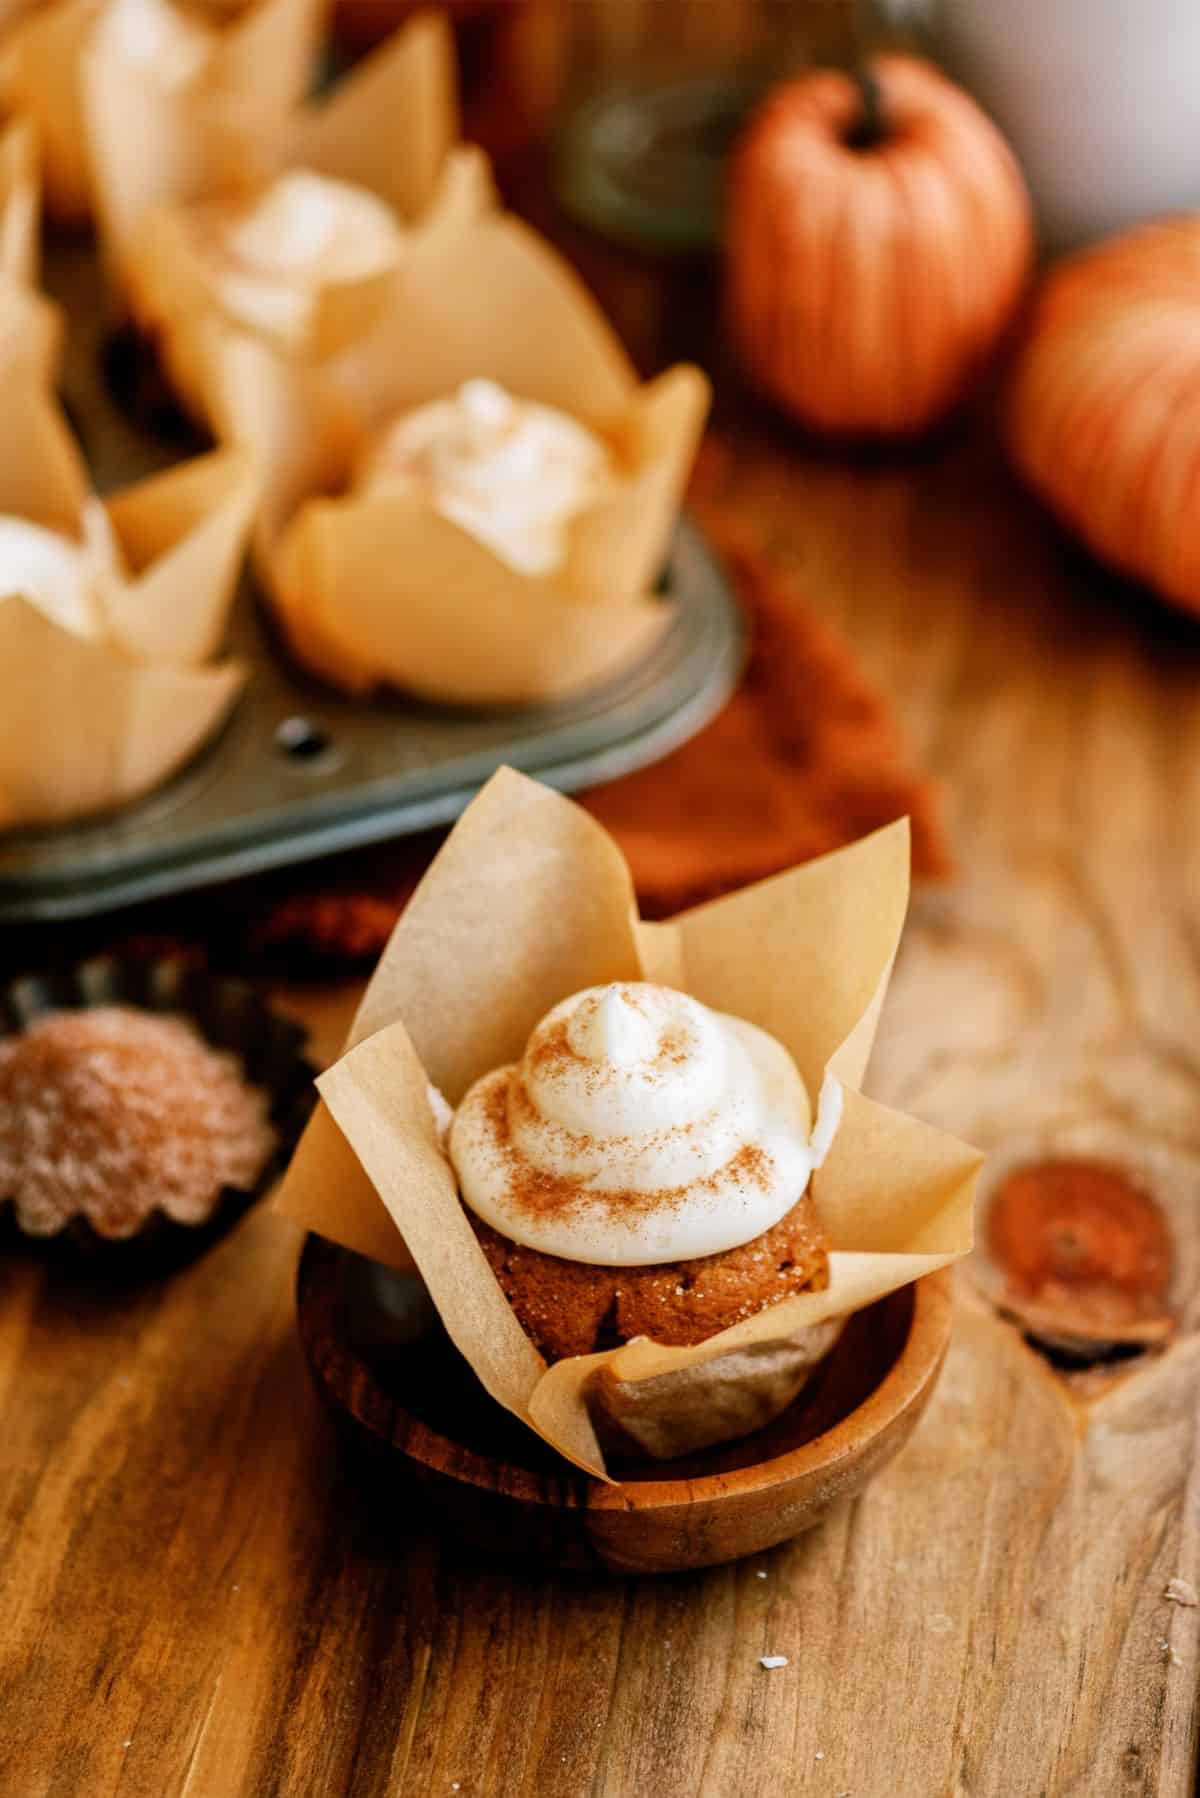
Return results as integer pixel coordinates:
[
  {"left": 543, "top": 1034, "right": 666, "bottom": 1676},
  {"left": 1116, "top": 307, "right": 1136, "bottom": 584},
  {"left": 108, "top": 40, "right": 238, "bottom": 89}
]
[{"left": 725, "top": 54, "right": 1033, "bottom": 439}]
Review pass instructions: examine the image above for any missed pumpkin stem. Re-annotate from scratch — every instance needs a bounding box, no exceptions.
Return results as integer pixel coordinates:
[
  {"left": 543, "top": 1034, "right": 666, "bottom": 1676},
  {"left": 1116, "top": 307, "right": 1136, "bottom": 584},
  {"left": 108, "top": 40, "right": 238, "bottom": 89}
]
[{"left": 845, "top": 65, "right": 886, "bottom": 150}]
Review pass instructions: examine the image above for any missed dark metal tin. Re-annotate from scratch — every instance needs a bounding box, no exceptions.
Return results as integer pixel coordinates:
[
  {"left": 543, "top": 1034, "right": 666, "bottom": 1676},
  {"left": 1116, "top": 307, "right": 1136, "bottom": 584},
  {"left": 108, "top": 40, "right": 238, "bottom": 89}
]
[{"left": 0, "top": 243, "right": 744, "bottom": 923}]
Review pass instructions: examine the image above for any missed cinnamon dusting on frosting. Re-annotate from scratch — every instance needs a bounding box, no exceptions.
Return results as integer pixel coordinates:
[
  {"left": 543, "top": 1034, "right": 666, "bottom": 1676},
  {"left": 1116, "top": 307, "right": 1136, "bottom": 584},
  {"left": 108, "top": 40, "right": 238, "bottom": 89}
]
[
  {"left": 449, "top": 981, "right": 827, "bottom": 1267},
  {"left": 483, "top": 1077, "right": 774, "bottom": 1225}
]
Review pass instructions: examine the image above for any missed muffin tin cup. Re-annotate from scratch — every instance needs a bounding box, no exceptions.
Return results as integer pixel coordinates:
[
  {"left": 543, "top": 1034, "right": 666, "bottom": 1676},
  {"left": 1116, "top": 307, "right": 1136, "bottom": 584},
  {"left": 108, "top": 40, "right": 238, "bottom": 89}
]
[{"left": 0, "top": 954, "right": 317, "bottom": 1274}]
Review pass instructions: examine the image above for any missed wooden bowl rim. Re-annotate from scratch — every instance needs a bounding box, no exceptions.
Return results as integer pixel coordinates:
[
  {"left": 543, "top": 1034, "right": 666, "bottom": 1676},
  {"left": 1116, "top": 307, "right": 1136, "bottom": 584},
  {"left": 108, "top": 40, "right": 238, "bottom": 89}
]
[{"left": 301, "top": 1240, "right": 954, "bottom": 1509}]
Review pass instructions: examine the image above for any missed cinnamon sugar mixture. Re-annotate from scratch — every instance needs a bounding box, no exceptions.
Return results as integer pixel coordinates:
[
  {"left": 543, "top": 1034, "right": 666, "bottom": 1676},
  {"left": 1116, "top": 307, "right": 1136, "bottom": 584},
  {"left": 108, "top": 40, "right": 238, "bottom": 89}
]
[{"left": 0, "top": 1007, "right": 277, "bottom": 1238}]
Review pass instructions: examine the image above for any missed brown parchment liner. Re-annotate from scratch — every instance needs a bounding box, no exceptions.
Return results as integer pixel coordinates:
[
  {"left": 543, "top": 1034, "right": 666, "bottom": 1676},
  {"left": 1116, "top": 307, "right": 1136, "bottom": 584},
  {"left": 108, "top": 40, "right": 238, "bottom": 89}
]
[
  {"left": 276, "top": 767, "right": 980, "bottom": 1479},
  {"left": 0, "top": 0, "right": 95, "bottom": 222},
  {"left": 82, "top": 0, "right": 327, "bottom": 250},
  {"left": 0, "top": 274, "right": 58, "bottom": 383},
  {"left": 0, "top": 110, "right": 38, "bottom": 286},
  {"left": 0, "top": 370, "right": 257, "bottom": 828},
  {"left": 211, "top": 207, "right": 711, "bottom": 706},
  {"left": 0, "top": 112, "right": 56, "bottom": 381},
  {"left": 114, "top": 13, "right": 485, "bottom": 427}
]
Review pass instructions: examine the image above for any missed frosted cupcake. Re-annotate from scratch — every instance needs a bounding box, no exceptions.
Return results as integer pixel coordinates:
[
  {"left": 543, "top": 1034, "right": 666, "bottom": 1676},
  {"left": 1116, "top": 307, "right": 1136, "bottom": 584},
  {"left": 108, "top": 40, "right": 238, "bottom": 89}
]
[
  {"left": 216, "top": 209, "right": 709, "bottom": 706},
  {"left": 99, "top": 10, "right": 484, "bottom": 427},
  {"left": 277, "top": 770, "right": 980, "bottom": 1475},
  {"left": 451, "top": 983, "right": 840, "bottom": 1362},
  {"left": 126, "top": 168, "right": 411, "bottom": 424},
  {"left": 0, "top": 373, "right": 254, "bottom": 828},
  {"left": 2, "top": 0, "right": 323, "bottom": 224}
]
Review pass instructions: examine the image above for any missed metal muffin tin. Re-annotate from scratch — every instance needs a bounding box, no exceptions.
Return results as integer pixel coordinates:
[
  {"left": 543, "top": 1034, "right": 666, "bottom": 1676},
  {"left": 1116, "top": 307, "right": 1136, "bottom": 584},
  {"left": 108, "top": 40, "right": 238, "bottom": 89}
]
[{"left": 0, "top": 243, "right": 744, "bottom": 923}]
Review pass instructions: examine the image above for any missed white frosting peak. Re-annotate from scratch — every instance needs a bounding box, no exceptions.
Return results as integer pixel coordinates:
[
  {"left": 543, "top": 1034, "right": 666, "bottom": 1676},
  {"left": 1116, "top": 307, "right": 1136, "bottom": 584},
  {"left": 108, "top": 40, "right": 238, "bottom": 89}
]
[
  {"left": 458, "top": 377, "right": 512, "bottom": 432},
  {"left": 568, "top": 984, "right": 656, "bottom": 1068},
  {"left": 449, "top": 982, "right": 838, "bottom": 1267},
  {"left": 200, "top": 171, "right": 403, "bottom": 344},
  {"left": 355, "top": 380, "right": 615, "bottom": 576}
]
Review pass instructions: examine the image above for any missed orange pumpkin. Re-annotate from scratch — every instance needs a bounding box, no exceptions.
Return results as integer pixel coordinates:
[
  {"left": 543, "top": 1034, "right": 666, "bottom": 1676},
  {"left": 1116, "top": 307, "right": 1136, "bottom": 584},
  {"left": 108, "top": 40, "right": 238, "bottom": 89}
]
[
  {"left": 1010, "top": 219, "right": 1200, "bottom": 616},
  {"left": 725, "top": 55, "right": 1033, "bottom": 439}
]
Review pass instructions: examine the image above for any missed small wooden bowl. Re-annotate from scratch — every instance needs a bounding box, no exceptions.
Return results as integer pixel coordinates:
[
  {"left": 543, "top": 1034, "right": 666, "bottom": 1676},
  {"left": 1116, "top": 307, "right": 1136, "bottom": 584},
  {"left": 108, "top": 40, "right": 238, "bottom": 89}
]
[{"left": 298, "top": 1237, "right": 953, "bottom": 1574}]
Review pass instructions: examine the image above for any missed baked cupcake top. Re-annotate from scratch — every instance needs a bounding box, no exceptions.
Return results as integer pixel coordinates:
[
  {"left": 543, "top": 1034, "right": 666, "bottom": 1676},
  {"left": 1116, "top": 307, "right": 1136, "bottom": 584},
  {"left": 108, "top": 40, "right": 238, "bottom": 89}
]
[
  {"left": 354, "top": 378, "right": 617, "bottom": 576},
  {"left": 449, "top": 982, "right": 842, "bottom": 1267}
]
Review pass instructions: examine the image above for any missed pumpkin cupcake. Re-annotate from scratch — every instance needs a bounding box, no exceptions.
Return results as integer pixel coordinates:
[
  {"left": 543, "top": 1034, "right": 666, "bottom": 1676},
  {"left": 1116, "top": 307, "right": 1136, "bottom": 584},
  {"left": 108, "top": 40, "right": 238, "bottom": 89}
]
[{"left": 450, "top": 982, "right": 839, "bottom": 1363}]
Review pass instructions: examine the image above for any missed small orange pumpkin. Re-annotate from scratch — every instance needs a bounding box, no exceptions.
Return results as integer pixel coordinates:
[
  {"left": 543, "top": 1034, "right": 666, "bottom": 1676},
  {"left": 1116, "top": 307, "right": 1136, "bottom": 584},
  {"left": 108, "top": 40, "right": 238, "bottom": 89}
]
[
  {"left": 1010, "top": 219, "right": 1200, "bottom": 616},
  {"left": 725, "top": 54, "right": 1033, "bottom": 439}
]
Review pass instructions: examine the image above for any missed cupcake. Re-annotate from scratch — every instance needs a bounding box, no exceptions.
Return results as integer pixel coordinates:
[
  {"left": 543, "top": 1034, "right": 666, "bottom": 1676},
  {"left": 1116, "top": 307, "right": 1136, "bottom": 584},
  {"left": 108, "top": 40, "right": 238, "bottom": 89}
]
[
  {"left": 0, "top": 956, "right": 316, "bottom": 1261},
  {"left": 92, "top": 9, "right": 483, "bottom": 427},
  {"left": 81, "top": 0, "right": 324, "bottom": 232},
  {"left": 451, "top": 983, "right": 837, "bottom": 1352},
  {"left": 0, "top": 0, "right": 322, "bottom": 226},
  {"left": 125, "top": 169, "right": 409, "bottom": 427},
  {"left": 278, "top": 767, "right": 980, "bottom": 1474},
  {"left": 447, "top": 980, "right": 847, "bottom": 1452},
  {"left": 0, "top": 369, "right": 255, "bottom": 828},
  {"left": 215, "top": 209, "right": 710, "bottom": 705}
]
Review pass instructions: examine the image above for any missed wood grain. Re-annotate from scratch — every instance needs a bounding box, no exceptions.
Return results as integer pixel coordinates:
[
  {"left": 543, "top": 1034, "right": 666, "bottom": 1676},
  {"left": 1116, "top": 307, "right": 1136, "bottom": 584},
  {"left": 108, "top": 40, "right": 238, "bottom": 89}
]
[{"left": 5, "top": 4, "right": 1200, "bottom": 1791}]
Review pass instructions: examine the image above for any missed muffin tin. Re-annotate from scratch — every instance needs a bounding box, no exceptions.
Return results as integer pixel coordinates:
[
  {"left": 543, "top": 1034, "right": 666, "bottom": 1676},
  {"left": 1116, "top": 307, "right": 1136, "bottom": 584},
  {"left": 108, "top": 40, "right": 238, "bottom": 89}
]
[{"left": 0, "top": 240, "right": 744, "bottom": 922}]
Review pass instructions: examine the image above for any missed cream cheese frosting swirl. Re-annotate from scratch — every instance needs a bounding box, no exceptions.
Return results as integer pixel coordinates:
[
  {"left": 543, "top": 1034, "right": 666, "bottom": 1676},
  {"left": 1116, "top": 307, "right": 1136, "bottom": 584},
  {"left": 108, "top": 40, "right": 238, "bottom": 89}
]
[
  {"left": 449, "top": 982, "right": 842, "bottom": 1267},
  {"left": 355, "top": 378, "right": 615, "bottom": 576},
  {"left": 194, "top": 171, "right": 404, "bottom": 345}
]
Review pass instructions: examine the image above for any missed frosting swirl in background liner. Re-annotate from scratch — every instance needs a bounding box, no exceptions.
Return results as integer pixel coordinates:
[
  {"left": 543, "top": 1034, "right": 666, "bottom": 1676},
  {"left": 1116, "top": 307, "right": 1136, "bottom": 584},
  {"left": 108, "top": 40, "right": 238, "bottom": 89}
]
[
  {"left": 356, "top": 378, "right": 618, "bottom": 578},
  {"left": 0, "top": 954, "right": 316, "bottom": 1271},
  {"left": 102, "top": 11, "right": 487, "bottom": 431},
  {"left": 205, "top": 194, "right": 710, "bottom": 706},
  {"left": 1, "top": 0, "right": 326, "bottom": 227},
  {"left": 0, "top": 361, "right": 257, "bottom": 829},
  {"left": 277, "top": 767, "right": 981, "bottom": 1475}
]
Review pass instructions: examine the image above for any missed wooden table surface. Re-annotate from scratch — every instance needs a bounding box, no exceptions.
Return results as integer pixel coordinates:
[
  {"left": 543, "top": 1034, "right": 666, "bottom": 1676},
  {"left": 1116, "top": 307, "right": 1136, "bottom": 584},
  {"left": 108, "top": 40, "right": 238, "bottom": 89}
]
[{"left": 6, "top": 17, "right": 1200, "bottom": 1798}]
